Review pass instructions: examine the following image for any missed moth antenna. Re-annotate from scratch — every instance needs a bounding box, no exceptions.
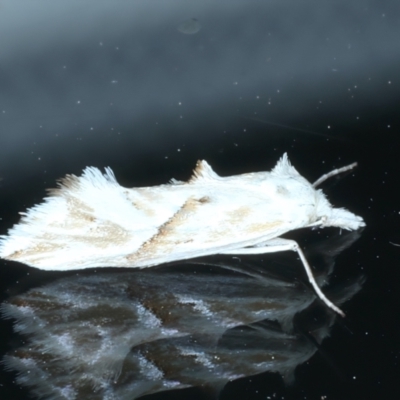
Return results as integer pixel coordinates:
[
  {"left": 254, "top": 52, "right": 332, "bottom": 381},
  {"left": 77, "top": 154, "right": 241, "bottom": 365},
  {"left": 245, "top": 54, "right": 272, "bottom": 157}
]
[{"left": 312, "top": 162, "right": 358, "bottom": 188}]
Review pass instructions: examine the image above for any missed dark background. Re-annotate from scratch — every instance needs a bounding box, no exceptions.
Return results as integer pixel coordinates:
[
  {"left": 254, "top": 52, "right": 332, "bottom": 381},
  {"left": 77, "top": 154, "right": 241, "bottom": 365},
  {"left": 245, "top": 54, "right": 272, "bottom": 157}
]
[{"left": 1, "top": 1, "right": 400, "bottom": 399}]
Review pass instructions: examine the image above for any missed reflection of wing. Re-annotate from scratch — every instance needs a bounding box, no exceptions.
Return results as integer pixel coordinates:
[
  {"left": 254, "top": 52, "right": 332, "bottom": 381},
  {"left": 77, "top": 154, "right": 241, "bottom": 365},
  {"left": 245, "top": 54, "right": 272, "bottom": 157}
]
[
  {"left": 1, "top": 234, "right": 364, "bottom": 400},
  {"left": 2, "top": 270, "right": 315, "bottom": 399},
  {"left": 1, "top": 269, "right": 312, "bottom": 399}
]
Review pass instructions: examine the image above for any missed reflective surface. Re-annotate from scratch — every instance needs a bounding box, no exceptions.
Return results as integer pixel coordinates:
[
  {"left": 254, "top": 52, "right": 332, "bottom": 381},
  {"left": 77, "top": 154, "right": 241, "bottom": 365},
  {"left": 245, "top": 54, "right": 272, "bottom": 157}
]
[
  {"left": 2, "top": 232, "right": 363, "bottom": 399},
  {"left": 1, "top": 1, "right": 400, "bottom": 399}
]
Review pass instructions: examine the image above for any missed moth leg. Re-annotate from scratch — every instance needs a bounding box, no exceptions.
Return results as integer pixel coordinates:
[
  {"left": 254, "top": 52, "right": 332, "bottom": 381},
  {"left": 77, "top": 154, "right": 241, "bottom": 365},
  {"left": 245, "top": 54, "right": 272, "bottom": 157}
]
[
  {"left": 312, "top": 162, "right": 357, "bottom": 187},
  {"left": 219, "top": 238, "right": 345, "bottom": 317}
]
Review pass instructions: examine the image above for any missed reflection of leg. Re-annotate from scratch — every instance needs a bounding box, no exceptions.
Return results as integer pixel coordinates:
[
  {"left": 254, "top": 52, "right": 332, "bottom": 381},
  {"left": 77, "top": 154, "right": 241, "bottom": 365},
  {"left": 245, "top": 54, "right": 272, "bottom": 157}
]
[
  {"left": 219, "top": 238, "right": 345, "bottom": 317},
  {"left": 186, "top": 258, "right": 294, "bottom": 288}
]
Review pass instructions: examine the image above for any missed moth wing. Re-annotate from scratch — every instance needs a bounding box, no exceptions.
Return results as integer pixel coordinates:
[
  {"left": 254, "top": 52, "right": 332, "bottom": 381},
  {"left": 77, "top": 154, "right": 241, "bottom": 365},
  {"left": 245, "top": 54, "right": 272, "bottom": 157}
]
[
  {"left": 126, "top": 184, "right": 291, "bottom": 266},
  {"left": 0, "top": 160, "right": 299, "bottom": 271},
  {"left": 0, "top": 168, "right": 182, "bottom": 270}
]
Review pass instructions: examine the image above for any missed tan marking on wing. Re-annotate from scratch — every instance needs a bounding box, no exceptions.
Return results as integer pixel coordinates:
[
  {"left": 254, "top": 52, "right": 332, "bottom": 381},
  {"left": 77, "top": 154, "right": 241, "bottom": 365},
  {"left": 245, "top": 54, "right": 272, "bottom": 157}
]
[
  {"left": 188, "top": 160, "right": 206, "bottom": 183},
  {"left": 44, "top": 198, "right": 96, "bottom": 230},
  {"left": 6, "top": 217, "right": 132, "bottom": 264},
  {"left": 46, "top": 174, "right": 81, "bottom": 196},
  {"left": 6, "top": 197, "right": 95, "bottom": 262},
  {"left": 68, "top": 197, "right": 96, "bottom": 224},
  {"left": 246, "top": 220, "right": 283, "bottom": 234},
  {"left": 132, "top": 200, "right": 156, "bottom": 217},
  {"left": 197, "top": 196, "right": 211, "bottom": 203},
  {"left": 127, "top": 196, "right": 209, "bottom": 262},
  {"left": 6, "top": 241, "right": 65, "bottom": 263},
  {"left": 6, "top": 194, "right": 132, "bottom": 265},
  {"left": 188, "top": 160, "right": 219, "bottom": 183},
  {"left": 69, "top": 196, "right": 94, "bottom": 213},
  {"left": 124, "top": 190, "right": 156, "bottom": 218},
  {"left": 225, "top": 206, "right": 253, "bottom": 225},
  {"left": 78, "top": 221, "right": 131, "bottom": 247},
  {"left": 64, "top": 195, "right": 131, "bottom": 247}
]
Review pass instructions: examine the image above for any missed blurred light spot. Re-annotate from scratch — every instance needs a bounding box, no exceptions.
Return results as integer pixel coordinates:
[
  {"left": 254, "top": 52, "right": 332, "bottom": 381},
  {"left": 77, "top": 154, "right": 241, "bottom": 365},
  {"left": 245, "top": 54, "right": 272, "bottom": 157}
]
[{"left": 177, "top": 18, "right": 201, "bottom": 35}]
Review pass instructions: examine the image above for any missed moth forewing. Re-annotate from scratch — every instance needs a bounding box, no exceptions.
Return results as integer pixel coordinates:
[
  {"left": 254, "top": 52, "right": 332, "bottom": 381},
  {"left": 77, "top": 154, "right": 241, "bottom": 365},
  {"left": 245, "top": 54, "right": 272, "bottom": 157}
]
[{"left": 0, "top": 153, "right": 365, "bottom": 316}]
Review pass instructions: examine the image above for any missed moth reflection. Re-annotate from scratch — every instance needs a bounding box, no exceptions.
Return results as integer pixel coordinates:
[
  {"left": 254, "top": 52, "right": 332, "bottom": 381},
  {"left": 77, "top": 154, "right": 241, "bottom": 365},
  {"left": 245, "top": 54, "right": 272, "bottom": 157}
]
[{"left": 2, "top": 231, "right": 364, "bottom": 399}]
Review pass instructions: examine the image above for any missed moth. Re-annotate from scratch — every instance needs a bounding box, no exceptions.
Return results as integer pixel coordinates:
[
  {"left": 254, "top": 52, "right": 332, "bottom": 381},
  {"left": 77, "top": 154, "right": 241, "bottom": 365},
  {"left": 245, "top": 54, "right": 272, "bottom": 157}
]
[{"left": 0, "top": 153, "right": 365, "bottom": 316}]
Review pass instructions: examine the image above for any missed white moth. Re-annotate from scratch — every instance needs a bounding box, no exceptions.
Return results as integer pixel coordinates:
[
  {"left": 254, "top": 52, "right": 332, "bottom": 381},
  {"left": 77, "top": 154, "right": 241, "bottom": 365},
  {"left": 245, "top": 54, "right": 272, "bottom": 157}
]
[{"left": 0, "top": 153, "right": 365, "bottom": 316}]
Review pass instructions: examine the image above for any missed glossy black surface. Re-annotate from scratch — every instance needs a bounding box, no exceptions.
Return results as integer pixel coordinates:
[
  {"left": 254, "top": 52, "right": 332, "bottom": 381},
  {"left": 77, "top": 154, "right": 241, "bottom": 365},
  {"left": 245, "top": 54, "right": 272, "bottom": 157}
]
[{"left": 1, "top": 1, "right": 400, "bottom": 399}]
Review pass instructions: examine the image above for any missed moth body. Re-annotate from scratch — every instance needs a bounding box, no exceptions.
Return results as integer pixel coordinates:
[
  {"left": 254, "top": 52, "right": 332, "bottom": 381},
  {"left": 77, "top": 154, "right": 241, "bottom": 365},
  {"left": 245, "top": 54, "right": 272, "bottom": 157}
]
[
  {"left": 0, "top": 154, "right": 364, "bottom": 273},
  {"left": 1, "top": 154, "right": 367, "bottom": 316}
]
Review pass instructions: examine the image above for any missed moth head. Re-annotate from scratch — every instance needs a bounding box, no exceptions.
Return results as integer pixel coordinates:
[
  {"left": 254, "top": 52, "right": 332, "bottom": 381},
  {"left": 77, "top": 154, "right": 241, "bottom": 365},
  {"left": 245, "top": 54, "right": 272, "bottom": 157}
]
[
  {"left": 313, "top": 190, "right": 365, "bottom": 230},
  {"left": 324, "top": 207, "right": 365, "bottom": 231}
]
